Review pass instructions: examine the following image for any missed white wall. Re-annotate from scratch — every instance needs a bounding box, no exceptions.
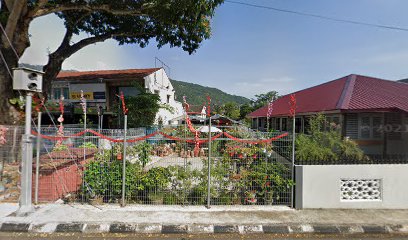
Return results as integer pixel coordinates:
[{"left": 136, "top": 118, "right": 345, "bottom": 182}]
[
  {"left": 144, "top": 69, "right": 184, "bottom": 124},
  {"left": 295, "top": 164, "right": 408, "bottom": 209}
]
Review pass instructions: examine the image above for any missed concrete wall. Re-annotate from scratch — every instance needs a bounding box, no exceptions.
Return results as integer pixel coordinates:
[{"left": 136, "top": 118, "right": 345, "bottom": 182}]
[{"left": 295, "top": 164, "right": 408, "bottom": 209}]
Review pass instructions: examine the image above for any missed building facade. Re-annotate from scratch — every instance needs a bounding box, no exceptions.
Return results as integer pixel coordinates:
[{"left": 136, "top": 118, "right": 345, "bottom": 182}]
[
  {"left": 248, "top": 74, "right": 408, "bottom": 156},
  {"left": 51, "top": 68, "right": 184, "bottom": 126}
]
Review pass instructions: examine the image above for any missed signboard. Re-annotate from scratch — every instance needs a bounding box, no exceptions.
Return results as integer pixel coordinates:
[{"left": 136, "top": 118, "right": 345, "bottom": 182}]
[{"left": 70, "top": 92, "right": 93, "bottom": 100}]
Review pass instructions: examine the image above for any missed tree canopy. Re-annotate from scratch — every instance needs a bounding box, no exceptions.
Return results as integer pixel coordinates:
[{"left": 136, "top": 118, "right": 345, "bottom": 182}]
[
  {"left": 123, "top": 84, "right": 162, "bottom": 128},
  {"left": 0, "top": 0, "right": 224, "bottom": 124},
  {"left": 250, "top": 91, "right": 279, "bottom": 110}
]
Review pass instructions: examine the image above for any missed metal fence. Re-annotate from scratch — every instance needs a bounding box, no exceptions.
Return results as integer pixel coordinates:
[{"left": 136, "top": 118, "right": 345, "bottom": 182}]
[
  {"left": 0, "top": 126, "right": 24, "bottom": 202},
  {"left": 295, "top": 154, "right": 408, "bottom": 165},
  {"left": 0, "top": 125, "right": 294, "bottom": 206}
]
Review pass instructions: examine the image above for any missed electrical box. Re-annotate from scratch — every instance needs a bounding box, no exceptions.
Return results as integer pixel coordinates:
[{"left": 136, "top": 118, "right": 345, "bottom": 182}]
[{"left": 13, "top": 67, "right": 43, "bottom": 93}]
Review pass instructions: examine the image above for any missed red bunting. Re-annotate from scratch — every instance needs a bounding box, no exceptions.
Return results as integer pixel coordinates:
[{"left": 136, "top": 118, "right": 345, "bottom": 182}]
[
  {"left": 206, "top": 95, "right": 211, "bottom": 117},
  {"left": 31, "top": 130, "right": 284, "bottom": 144}
]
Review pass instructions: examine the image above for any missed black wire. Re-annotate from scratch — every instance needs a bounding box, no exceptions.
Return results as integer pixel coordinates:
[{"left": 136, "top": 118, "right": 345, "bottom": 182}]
[{"left": 225, "top": 0, "right": 408, "bottom": 32}]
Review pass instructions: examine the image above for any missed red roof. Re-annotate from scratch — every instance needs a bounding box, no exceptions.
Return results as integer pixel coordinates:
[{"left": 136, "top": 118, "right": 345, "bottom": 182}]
[
  {"left": 56, "top": 68, "right": 161, "bottom": 81},
  {"left": 248, "top": 74, "right": 408, "bottom": 118}
]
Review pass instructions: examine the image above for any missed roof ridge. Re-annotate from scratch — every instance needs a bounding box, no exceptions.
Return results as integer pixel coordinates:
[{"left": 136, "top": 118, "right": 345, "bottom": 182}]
[{"left": 336, "top": 74, "right": 356, "bottom": 109}]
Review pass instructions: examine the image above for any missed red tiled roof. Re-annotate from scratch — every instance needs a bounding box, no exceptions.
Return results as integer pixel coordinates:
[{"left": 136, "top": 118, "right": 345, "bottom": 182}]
[
  {"left": 56, "top": 68, "right": 161, "bottom": 81},
  {"left": 248, "top": 74, "right": 408, "bottom": 118}
]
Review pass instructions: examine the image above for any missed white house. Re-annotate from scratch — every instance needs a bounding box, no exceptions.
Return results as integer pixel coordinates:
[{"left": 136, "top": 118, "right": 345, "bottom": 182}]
[{"left": 51, "top": 68, "right": 184, "bottom": 126}]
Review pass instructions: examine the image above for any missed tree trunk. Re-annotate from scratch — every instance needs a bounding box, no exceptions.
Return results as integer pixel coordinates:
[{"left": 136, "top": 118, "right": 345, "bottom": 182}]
[
  {"left": 0, "top": 17, "right": 31, "bottom": 125},
  {"left": 43, "top": 54, "right": 65, "bottom": 99},
  {"left": 0, "top": 45, "right": 21, "bottom": 125}
]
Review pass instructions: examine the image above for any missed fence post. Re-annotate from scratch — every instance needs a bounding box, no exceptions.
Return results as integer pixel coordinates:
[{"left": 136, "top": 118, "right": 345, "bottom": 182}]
[
  {"left": 291, "top": 117, "right": 296, "bottom": 208},
  {"left": 35, "top": 112, "right": 41, "bottom": 204},
  {"left": 207, "top": 117, "right": 211, "bottom": 209},
  {"left": 121, "top": 114, "right": 128, "bottom": 207}
]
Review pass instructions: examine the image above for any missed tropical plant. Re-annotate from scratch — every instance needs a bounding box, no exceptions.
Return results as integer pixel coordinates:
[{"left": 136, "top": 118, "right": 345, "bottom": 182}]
[
  {"left": 79, "top": 142, "right": 97, "bottom": 149},
  {"left": 134, "top": 142, "right": 153, "bottom": 167},
  {"left": 296, "top": 114, "right": 365, "bottom": 161}
]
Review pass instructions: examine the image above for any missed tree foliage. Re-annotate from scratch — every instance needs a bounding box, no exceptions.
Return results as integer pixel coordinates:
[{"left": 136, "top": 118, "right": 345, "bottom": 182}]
[
  {"left": 0, "top": 0, "right": 224, "bottom": 124},
  {"left": 250, "top": 91, "right": 279, "bottom": 110},
  {"left": 122, "top": 83, "right": 162, "bottom": 128},
  {"left": 222, "top": 102, "right": 240, "bottom": 120}
]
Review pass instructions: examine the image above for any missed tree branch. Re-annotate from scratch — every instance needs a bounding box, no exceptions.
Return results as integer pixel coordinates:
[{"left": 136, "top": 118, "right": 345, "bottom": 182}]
[
  {"left": 66, "top": 32, "right": 153, "bottom": 56},
  {"left": 32, "top": 4, "right": 147, "bottom": 18},
  {"left": 67, "top": 34, "right": 112, "bottom": 56}
]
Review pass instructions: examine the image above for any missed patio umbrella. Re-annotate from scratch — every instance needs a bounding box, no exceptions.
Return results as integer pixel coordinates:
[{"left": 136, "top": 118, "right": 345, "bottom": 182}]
[{"left": 197, "top": 126, "right": 222, "bottom": 133}]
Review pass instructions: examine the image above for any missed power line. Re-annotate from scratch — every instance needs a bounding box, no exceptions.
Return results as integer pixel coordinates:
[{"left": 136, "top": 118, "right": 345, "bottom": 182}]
[{"left": 225, "top": 0, "right": 408, "bottom": 32}]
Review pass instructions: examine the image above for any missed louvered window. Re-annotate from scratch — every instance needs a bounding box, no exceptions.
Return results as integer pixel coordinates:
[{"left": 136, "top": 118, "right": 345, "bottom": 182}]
[
  {"left": 372, "top": 116, "right": 382, "bottom": 139},
  {"left": 345, "top": 114, "right": 358, "bottom": 139},
  {"left": 360, "top": 116, "right": 371, "bottom": 139},
  {"left": 358, "top": 114, "right": 383, "bottom": 140},
  {"left": 386, "top": 113, "right": 402, "bottom": 140}
]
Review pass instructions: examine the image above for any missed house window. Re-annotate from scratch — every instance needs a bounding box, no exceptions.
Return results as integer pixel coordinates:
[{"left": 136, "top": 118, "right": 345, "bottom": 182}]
[
  {"left": 385, "top": 113, "right": 402, "bottom": 140},
  {"left": 52, "top": 87, "right": 69, "bottom": 100},
  {"left": 304, "top": 117, "right": 311, "bottom": 134},
  {"left": 154, "top": 90, "right": 160, "bottom": 95},
  {"left": 281, "top": 118, "right": 288, "bottom": 131},
  {"left": 295, "top": 117, "right": 302, "bottom": 133},
  {"left": 167, "top": 94, "right": 171, "bottom": 104},
  {"left": 359, "top": 114, "right": 383, "bottom": 139},
  {"left": 275, "top": 118, "right": 280, "bottom": 131},
  {"left": 118, "top": 87, "right": 140, "bottom": 97}
]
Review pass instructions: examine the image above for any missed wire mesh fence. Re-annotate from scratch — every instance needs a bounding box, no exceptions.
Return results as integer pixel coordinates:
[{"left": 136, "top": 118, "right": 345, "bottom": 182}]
[
  {"left": 3, "top": 124, "right": 407, "bottom": 206},
  {"left": 0, "top": 124, "right": 294, "bottom": 206},
  {"left": 0, "top": 126, "right": 24, "bottom": 202}
]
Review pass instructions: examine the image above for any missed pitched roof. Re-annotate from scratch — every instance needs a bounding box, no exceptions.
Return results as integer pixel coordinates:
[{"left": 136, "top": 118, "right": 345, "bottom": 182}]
[
  {"left": 248, "top": 74, "right": 408, "bottom": 118},
  {"left": 56, "top": 68, "right": 161, "bottom": 81}
]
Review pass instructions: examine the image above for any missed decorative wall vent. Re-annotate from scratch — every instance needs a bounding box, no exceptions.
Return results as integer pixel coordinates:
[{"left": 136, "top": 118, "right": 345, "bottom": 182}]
[{"left": 340, "top": 179, "right": 381, "bottom": 201}]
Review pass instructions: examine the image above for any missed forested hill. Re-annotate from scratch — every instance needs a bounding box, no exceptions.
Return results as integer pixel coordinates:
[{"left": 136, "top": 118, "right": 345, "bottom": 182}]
[
  {"left": 170, "top": 79, "right": 250, "bottom": 106},
  {"left": 399, "top": 79, "right": 408, "bottom": 83}
]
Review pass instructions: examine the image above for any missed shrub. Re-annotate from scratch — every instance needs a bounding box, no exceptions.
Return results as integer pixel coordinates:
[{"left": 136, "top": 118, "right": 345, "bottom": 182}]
[
  {"left": 296, "top": 114, "right": 365, "bottom": 161},
  {"left": 82, "top": 159, "right": 142, "bottom": 202},
  {"left": 79, "top": 142, "right": 97, "bottom": 149}
]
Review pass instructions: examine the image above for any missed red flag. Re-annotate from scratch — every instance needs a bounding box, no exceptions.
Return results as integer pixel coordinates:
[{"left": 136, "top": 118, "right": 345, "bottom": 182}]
[
  {"left": 289, "top": 94, "right": 296, "bottom": 117},
  {"left": 120, "top": 92, "right": 128, "bottom": 115}
]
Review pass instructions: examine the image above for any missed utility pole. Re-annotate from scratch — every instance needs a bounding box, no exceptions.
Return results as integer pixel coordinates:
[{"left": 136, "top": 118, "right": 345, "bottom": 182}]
[
  {"left": 13, "top": 67, "right": 44, "bottom": 216},
  {"left": 18, "top": 92, "right": 35, "bottom": 215}
]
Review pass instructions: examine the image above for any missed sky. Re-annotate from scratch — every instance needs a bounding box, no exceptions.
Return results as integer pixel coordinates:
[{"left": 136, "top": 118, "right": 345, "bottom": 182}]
[{"left": 20, "top": 0, "right": 408, "bottom": 99}]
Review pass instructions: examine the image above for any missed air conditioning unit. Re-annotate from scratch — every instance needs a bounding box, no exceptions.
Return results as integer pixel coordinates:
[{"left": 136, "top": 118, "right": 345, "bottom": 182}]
[{"left": 13, "top": 67, "right": 43, "bottom": 93}]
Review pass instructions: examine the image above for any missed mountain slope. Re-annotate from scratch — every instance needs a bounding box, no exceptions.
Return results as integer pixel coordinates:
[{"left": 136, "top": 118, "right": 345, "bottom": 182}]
[
  {"left": 399, "top": 79, "right": 408, "bottom": 83},
  {"left": 170, "top": 79, "right": 250, "bottom": 106}
]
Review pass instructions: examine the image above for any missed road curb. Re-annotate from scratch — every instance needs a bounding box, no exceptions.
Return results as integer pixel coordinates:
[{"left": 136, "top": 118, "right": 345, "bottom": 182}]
[{"left": 1, "top": 222, "right": 407, "bottom": 234}]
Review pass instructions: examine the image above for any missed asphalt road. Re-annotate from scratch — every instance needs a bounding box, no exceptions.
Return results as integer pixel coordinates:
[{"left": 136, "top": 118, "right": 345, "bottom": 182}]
[{"left": 1, "top": 233, "right": 408, "bottom": 240}]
